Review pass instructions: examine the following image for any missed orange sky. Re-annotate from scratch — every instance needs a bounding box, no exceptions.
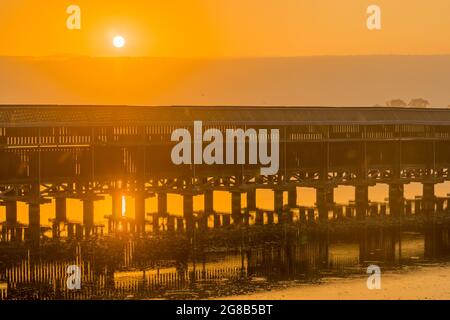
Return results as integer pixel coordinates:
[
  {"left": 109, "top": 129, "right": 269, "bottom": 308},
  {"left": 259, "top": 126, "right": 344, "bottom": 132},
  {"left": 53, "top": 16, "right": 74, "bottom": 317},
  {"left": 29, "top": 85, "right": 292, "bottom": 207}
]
[{"left": 1, "top": 0, "right": 450, "bottom": 57}]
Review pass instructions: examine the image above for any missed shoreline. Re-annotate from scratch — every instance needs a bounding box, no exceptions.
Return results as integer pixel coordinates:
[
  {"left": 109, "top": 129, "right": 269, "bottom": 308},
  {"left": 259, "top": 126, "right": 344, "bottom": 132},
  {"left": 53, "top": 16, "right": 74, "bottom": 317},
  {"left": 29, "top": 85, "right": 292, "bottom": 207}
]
[{"left": 219, "top": 263, "right": 450, "bottom": 300}]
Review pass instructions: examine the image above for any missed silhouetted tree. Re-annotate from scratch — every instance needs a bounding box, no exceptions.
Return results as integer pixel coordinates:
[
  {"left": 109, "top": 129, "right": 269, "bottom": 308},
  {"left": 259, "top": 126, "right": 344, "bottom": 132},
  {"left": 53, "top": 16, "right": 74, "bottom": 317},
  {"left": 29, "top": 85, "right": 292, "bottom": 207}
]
[
  {"left": 386, "top": 99, "right": 407, "bottom": 107},
  {"left": 408, "top": 98, "right": 430, "bottom": 108}
]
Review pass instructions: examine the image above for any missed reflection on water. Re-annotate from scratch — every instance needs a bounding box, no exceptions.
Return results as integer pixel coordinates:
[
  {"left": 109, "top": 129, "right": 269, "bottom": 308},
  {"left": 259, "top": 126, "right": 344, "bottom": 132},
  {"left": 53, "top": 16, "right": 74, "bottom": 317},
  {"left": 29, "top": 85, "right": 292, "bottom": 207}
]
[{"left": 1, "top": 225, "right": 449, "bottom": 300}]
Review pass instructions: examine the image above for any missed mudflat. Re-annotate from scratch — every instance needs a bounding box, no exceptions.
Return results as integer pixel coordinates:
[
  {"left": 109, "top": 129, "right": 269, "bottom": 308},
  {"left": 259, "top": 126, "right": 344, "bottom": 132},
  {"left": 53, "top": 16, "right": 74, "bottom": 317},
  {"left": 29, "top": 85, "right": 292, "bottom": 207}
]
[{"left": 221, "top": 263, "right": 450, "bottom": 300}]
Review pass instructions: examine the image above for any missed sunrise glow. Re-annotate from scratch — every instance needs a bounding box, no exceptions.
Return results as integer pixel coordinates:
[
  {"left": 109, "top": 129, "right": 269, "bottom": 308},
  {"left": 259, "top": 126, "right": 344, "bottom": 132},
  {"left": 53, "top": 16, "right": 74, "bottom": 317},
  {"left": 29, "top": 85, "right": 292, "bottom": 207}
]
[{"left": 113, "top": 35, "right": 125, "bottom": 48}]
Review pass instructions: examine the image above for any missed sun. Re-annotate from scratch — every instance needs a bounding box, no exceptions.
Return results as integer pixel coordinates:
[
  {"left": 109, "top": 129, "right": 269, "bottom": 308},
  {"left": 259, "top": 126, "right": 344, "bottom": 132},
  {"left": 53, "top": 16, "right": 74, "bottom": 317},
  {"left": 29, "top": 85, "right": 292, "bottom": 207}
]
[{"left": 113, "top": 35, "right": 126, "bottom": 48}]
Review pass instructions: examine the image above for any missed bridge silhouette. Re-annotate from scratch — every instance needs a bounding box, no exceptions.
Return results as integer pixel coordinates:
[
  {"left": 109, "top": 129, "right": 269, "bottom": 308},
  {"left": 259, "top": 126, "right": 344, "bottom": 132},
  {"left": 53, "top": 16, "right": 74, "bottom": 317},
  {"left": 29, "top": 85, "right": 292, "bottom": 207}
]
[{"left": 1, "top": 105, "right": 450, "bottom": 243}]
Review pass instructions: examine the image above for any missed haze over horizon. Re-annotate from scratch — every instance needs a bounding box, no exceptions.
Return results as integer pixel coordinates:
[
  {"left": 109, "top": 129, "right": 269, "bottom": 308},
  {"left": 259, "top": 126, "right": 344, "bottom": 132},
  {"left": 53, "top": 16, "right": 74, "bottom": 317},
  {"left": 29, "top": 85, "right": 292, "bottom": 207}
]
[{"left": 1, "top": 55, "right": 450, "bottom": 107}]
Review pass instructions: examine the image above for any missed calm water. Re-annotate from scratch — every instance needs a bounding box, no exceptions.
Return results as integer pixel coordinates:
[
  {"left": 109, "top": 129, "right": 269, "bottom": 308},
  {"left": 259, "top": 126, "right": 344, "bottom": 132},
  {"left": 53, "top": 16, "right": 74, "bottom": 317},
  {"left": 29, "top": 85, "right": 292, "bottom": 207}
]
[{"left": 1, "top": 225, "right": 449, "bottom": 300}]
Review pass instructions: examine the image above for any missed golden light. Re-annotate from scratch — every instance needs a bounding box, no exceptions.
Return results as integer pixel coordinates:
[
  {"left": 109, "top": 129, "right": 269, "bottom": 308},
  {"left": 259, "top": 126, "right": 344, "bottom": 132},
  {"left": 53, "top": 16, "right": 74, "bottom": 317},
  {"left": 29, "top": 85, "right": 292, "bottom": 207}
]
[
  {"left": 113, "top": 35, "right": 126, "bottom": 48},
  {"left": 122, "top": 196, "right": 126, "bottom": 217}
]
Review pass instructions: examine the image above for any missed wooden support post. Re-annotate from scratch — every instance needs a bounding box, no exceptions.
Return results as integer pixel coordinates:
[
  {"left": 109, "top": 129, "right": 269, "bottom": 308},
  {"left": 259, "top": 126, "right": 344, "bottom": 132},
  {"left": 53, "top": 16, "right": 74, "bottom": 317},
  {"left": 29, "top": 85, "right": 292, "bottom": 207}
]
[
  {"left": 307, "top": 208, "right": 315, "bottom": 222},
  {"left": 5, "top": 201, "right": 17, "bottom": 224},
  {"left": 288, "top": 186, "right": 297, "bottom": 208},
  {"left": 274, "top": 190, "right": 283, "bottom": 214},
  {"left": 157, "top": 192, "right": 168, "bottom": 216},
  {"left": 436, "top": 198, "right": 445, "bottom": 212},
  {"left": 422, "top": 183, "right": 435, "bottom": 215},
  {"left": 67, "top": 223, "right": 75, "bottom": 239},
  {"left": 204, "top": 190, "right": 214, "bottom": 214},
  {"left": 222, "top": 214, "right": 231, "bottom": 227},
  {"left": 285, "top": 210, "right": 294, "bottom": 223},
  {"left": 176, "top": 218, "right": 184, "bottom": 232},
  {"left": 369, "top": 203, "right": 378, "bottom": 217},
  {"left": 380, "top": 203, "right": 387, "bottom": 216},
  {"left": 299, "top": 207, "right": 307, "bottom": 223},
  {"left": 112, "top": 191, "right": 123, "bottom": 219},
  {"left": 405, "top": 200, "right": 412, "bottom": 215},
  {"left": 231, "top": 192, "right": 242, "bottom": 224},
  {"left": 345, "top": 206, "right": 353, "bottom": 218},
  {"left": 28, "top": 202, "right": 40, "bottom": 244},
  {"left": 266, "top": 211, "right": 274, "bottom": 225},
  {"left": 82, "top": 199, "right": 94, "bottom": 237},
  {"left": 246, "top": 188, "right": 256, "bottom": 211},
  {"left": 335, "top": 206, "right": 344, "bottom": 220},
  {"left": 389, "top": 184, "right": 404, "bottom": 216},
  {"left": 55, "top": 197, "right": 67, "bottom": 222},
  {"left": 198, "top": 213, "right": 208, "bottom": 231},
  {"left": 213, "top": 214, "right": 221, "bottom": 228},
  {"left": 355, "top": 185, "right": 369, "bottom": 219},
  {"left": 255, "top": 210, "right": 264, "bottom": 225},
  {"left": 152, "top": 214, "right": 159, "bottom": 233},
  {"left": 75, "top": 224, "right": 83, "bottom": 240},
  {"left": 415, "top": 197, "right": 422, "bottom": 215},
  {"left": 316, "top": 187, "right": 333, "bottom": 221},
  {"left": 167, "top": 216, "right": 175, "bottom": 233},
  {"left": 135, "top": 191, "right": 146, "bottom": 235},
  {"left": 183, "top": 193, "right": 194, "bottom": 232}
]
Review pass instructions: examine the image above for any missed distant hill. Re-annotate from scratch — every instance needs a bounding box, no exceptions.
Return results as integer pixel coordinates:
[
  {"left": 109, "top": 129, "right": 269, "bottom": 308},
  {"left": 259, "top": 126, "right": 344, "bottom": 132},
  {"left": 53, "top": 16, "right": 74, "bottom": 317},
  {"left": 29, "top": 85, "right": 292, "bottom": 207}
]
[{"left": 1, "top": 55, "right": 449, "bottom": 107}]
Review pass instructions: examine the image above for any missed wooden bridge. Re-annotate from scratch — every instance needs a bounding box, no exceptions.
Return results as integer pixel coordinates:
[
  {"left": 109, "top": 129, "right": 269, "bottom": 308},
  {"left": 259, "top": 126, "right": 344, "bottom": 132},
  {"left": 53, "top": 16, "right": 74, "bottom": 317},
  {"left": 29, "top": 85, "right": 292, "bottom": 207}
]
[{"left": 1, "top": 105, "right": 450, "bottom": 243}]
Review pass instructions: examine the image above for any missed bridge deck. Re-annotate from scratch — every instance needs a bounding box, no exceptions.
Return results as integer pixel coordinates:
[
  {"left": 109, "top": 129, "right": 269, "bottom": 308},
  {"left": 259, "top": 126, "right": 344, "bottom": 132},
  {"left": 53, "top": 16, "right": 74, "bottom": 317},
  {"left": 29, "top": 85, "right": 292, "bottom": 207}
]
[{"left": 1, "top": 105, "right": 450, "bottom": 127}]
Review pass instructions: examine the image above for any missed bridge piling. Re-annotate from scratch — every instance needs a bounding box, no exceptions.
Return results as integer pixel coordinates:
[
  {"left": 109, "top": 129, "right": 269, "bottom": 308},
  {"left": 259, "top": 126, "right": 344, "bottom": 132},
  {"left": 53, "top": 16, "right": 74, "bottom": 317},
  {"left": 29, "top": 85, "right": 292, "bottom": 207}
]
[
  {"left": 157, "top": 192, "right": 168, "bottom": 216},
  {"left": 405, "top": 200, "right": 413, "bottom": 215},
  {"left": 345, "top": 206, "right": 353, "bottom": 218},
  {"left": 288, "top": 186, "right": 297, "bottom": 208},
  {"left": 135, "top": 191, "right": 146, "bottom": 235},
  {"left": 274, "top": 189, "right": 283, "bottom": 214},
  {"left": 154, "top": 192, "right": 168, "bottom": 232},
  {"left": 307, "top": 208, "right": 315, "bottom": 222},
  {"left": 389, "top": 184, "right": 404, "bottom": 216},
  {"left": 355, "top": 185, "right": 369, "bottom": 219},
  {"left": 436, "top": 198, "right": 445, "bottom": 212},
  {"left": 109, "top": 191, "right": 124, "bottom": 233},
  {"left": 247, "top": 188, "right": 257, "bottom": 211},
  {"left": 55, "top": 197, "right": 67, "bottom": 223},
  {"left": 204, "top": 190, "right": 214, "bottom": 214},
  {"left": 183, "top": 193, "right": 194, "bottom": 232},
  {"left": 213, "top": 214, "right": 221, "bottom": 228},
  {"left": 167, "top": 216, "right": 175, "bottom": 233},
  {"left": 316, "top": 187, "right": 334, "bottom": 221},
  {"left": 28, "top": 202, "right": 40, "bottom": 244},
  {"left": 5, "top": 201, "right": 17, "bottom": 225},
  {"left": 255, "top": 209, "right": 264, "bottom": 225},
  {"left": 299, "top": 207, "right": 307, "bottom": 223},
  {"left": 222, "top": 214, "right": 231, "bottom": 226},
  {"left": 266, "top": 211, "right": 274, "bottom": 224},
  {"left": 2, "top": 201, "right": 17, "bottom": 241},
  {"left": 27, "top": 183, "right": 41, "bottom": 244},
  {"left": 112, "top": 191, "right": 123, "bottom": 218},
  {"left": 369, "top": 203, "right": 378, "bottom": 217},
  {"left": 415, "top": 196, "right": 422, "bottom": 215},
  {"left": 82, "top": 198, "right": 94, "bottom": 237},
  {"left": 231, "top": 191, "right": 242, "bottom": 224},
  {"left": 422, "top": 183, "right": 435, "bottom": 215}
]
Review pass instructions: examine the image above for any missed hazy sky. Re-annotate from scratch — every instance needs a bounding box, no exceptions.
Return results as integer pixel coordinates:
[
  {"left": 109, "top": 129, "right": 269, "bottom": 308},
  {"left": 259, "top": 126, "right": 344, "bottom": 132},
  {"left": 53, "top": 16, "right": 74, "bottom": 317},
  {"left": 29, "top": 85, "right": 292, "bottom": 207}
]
[{"left": 1, "top": 0, "right": 450, "bottom": 57}]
